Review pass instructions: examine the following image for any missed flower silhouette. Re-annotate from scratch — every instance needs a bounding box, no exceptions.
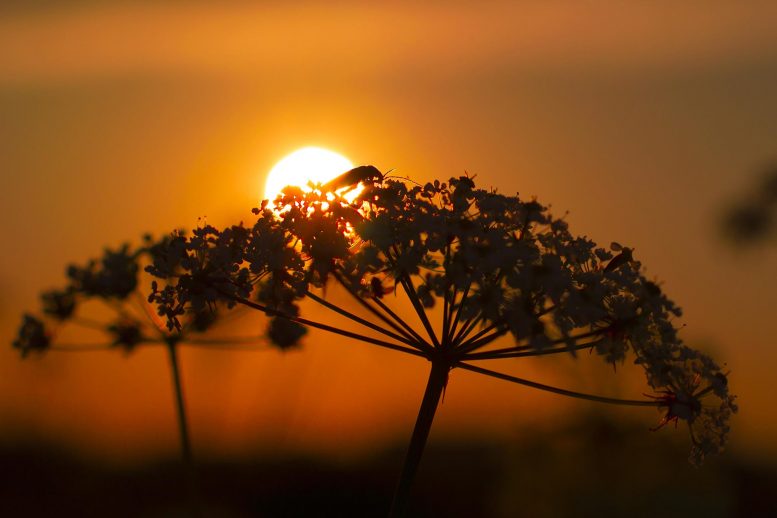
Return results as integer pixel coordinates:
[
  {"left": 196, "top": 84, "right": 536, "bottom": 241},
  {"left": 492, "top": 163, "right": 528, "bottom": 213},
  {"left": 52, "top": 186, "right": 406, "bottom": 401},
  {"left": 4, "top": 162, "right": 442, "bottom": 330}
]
[
  {"left": 13, "top": 314, "right": 50, "bottom": 357},
  {"left": 143, "top": 169, "right": 736, "bottom": 516},
  {"left": 12, "top": 235, "right": 283, "bottom": 475}
]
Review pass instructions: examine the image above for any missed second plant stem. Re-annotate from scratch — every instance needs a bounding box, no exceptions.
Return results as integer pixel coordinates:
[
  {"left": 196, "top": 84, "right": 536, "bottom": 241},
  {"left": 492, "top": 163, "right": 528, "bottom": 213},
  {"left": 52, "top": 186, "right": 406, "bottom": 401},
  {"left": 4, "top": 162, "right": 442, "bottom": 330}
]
[
  {"left": 166, "top": 340, "right": 193, "bottom": 464},
  {"left": 166, "top": 340, "right": 200, "bottom": 516}
]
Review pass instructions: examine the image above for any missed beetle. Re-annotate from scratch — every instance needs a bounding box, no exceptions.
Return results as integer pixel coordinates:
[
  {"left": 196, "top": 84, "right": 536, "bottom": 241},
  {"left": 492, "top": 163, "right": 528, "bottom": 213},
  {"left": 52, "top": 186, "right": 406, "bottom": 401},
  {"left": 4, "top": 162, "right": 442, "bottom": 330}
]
[
  {"left": 603, "top": 242, "right": 634, "bottom": 272},
  {"left": 321, "top": 165, "right": 384, "bottom": 192}
]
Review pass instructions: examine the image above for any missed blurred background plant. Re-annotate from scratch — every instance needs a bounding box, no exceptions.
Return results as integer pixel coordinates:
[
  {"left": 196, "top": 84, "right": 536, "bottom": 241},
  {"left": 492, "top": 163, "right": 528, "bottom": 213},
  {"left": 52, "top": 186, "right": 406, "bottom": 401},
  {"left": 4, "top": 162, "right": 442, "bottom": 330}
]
[
  {"left": 721, "top": 166, "right": 777, "bottom": 245},
  {"left": 11, "top": 233, "right": 295, "bottom": 509}
]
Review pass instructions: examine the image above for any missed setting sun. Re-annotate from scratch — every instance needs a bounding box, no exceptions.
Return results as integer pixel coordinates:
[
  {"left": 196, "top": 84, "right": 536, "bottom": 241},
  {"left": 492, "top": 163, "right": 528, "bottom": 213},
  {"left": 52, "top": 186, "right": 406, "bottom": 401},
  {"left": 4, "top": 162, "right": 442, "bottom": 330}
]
[{"left": 264, "top": 147, "right": 353, "bottom": 203}]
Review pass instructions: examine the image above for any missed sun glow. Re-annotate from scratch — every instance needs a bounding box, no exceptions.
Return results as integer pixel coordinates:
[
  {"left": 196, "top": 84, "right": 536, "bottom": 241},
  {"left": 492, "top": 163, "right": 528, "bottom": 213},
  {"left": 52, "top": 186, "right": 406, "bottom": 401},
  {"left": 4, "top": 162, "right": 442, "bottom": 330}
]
[{"left": 264, "top": 147, "right": 354, "bottom": 203}]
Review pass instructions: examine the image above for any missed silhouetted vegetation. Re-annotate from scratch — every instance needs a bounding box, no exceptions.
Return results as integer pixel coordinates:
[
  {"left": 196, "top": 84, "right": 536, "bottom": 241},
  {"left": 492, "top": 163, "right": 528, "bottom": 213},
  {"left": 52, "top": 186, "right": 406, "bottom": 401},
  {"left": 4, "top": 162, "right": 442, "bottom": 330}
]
[
  {"left": 11, "top": 234, "right": 296, "bottom": 513},
  {"left": 13, "top": 169, "right": 737, "bottom": 516}
]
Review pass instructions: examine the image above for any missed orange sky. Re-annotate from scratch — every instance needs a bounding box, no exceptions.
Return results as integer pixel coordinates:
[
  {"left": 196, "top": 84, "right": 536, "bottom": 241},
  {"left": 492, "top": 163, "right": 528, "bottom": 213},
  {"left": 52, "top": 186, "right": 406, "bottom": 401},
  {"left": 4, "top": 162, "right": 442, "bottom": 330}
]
[{"left": 1, "top": 1, "right": 776, "bottom": 464}]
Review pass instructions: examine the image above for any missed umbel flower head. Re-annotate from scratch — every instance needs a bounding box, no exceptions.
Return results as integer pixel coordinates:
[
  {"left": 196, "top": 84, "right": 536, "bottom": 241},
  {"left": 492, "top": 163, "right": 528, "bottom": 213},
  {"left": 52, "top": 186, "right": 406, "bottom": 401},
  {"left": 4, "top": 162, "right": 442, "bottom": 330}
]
[
  {"left": 12, "top": 235, "right": 273, "bottom": 357},
  {"left": 145, "top": 171, "right": 736, "bottom": 467},
  {"left": 11, "top": 233, "right": 282, "bottom": 475},
  {"left": 13, "top": 243, "right": 146, "bottom": 356}
]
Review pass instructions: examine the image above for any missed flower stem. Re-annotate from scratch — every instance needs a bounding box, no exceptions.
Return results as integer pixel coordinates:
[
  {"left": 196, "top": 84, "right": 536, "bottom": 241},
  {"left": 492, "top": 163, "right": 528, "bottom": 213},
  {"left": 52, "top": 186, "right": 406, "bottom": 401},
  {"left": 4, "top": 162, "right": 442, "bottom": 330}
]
[
  {"left": 166, "top": 341, "right": 193, "bottom": 464},
  {"left": 221, "top": 291, "right": 426, "bottom": 358},
  {"left": 451, "top": 313, "right": 482, "bottom": 346},
  {"left": 333, "top": 272, "right": 430, "bottom": 349},
  {"left": 463, "top": 339, "right": 603, "bottom": 360},
  {"left": 306, "top": 290, "right": 421, "bottom": 349},
  {"left": 166, "top": 341, "right": 200, "bottom": 515},
  {"left": 398, "top": 275, "right": 441, "bottom": 348},
  {"left": 447, "top": 284, "right": 470, "bottom": 340},
  {"left": 390, "top": 361, "right": 449, "bottom": 518},
  {"left": 370, "top": 295, "right": 431, "bottom": 349},
  {"left": 456, "top": 362, "right": 661, "bottom": 407},
  {"left": 456, "top": 326, "right": 509, "bottom": 354}
]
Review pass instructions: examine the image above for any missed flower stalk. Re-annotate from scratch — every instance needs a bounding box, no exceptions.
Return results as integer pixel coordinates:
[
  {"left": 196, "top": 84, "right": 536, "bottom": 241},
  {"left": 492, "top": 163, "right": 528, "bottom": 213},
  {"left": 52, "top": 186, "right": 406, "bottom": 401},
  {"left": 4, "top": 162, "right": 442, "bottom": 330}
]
[
  {"left": 166, "top": 339, "right": 193, "bottom": 465},
  {"left": 165, "top": 338, "right": 201, "bottom": 516},
  {"left": 390, "top": 360, "right": 450, "bottom": 518}
]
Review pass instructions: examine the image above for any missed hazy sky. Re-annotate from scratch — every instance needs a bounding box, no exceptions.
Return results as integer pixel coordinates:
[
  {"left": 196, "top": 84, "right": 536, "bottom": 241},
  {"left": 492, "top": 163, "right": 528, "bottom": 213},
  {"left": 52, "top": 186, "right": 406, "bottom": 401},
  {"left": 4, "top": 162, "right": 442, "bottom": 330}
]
[{"left": 1, "top": 2, "right": 776, "bottom": 463}]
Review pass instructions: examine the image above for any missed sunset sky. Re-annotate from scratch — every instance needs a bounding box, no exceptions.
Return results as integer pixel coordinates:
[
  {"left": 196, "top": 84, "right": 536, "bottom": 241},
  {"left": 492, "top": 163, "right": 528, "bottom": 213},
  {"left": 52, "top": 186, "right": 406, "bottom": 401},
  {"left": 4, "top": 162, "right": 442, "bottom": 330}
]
[{"left": 1, "top": 1, "right": 776, "bottom": 465}]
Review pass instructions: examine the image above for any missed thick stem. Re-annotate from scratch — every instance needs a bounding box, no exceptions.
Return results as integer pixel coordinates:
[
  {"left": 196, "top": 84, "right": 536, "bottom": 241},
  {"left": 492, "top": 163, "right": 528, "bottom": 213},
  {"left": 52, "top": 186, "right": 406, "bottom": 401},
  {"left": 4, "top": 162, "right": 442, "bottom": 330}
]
[{"left": 390, "top": 361, "right": 449, "bottom": 518}]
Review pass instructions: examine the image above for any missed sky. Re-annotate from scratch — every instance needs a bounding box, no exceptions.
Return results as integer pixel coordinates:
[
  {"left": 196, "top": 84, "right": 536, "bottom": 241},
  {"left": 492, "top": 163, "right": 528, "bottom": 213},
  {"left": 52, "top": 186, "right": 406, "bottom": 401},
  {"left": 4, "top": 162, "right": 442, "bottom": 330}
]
[{"left": 1, "top": 1, "right": 776, "bottom": 464}]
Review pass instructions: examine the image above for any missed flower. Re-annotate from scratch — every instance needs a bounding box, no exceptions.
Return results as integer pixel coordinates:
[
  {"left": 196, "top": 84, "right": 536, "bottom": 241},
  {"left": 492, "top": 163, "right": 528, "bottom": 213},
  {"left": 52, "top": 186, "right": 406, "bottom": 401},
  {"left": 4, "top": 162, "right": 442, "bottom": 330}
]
[
  {"left": 12, "top": 314, "right": 50, "bottom": 357},
  {"left": 40, "top": 288, "right": 77, "bottom": 320},
  {"left": 14, "top": 235, "right": 275, "bottom": 355},
  {"left": 67, "top": 244, "right": 139, "bottom": 299},
  {"left": 108, "top": 321, "right": 145, "bottom": 352},
  {"left": 144, "top": 172, "right": 736, "bottom": 466},
  {"left": 12, "top": 233, "right": 286, "bottom": 475}
]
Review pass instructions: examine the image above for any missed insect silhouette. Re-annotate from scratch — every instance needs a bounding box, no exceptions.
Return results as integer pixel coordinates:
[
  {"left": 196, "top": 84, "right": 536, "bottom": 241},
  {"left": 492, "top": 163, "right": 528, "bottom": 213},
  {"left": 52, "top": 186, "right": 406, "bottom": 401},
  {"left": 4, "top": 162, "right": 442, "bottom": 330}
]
[
  {"left": 321, "top": 165, "right": 384, "bottom": 192},
  {"left": 604, "top": 242, "right": 634, "bottom": 272}
]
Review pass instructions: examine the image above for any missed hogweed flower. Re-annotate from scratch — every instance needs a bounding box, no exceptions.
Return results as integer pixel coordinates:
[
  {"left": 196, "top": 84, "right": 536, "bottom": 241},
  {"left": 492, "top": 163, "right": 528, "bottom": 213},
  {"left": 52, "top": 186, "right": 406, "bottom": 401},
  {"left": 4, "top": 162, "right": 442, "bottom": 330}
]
[
  {"left": 12, "top": 235, "right": 282, "bottom": 473},
  {"left": 143, "top": 169, "right": 736, "bottom": 516},
  {"left": 13, "top": 314, "right": 51, "bottom": 357}
]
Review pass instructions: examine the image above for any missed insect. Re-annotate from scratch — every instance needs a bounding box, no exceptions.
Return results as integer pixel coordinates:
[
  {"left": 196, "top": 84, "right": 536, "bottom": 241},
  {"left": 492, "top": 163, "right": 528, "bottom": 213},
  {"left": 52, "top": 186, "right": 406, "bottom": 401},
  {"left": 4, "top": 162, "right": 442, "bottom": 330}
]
[
  {"left": 321, "top": 165, "right": 384, "bottom": 192},
  {"left": 603, "top": 242, "right": 634, "bottom": 272}
]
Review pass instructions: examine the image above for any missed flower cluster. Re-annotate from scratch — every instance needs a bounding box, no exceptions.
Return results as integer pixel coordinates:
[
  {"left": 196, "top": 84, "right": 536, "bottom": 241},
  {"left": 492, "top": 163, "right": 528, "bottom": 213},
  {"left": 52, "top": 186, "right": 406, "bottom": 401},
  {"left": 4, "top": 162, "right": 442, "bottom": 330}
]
[
  {"left": 12, "top": 235, "right": 262, "bottom": 356},
  {"left": 13, "top": 243, "right": 145, "bottom": 356},
  {"left": 13, "top": 315, "right": 50, "bottom": 358},
  {"left": 12, "top": 232, "right": 287, "bottom": 476},
  {"left": 143, "top": 172, "right": 736, "bottom": 465}
]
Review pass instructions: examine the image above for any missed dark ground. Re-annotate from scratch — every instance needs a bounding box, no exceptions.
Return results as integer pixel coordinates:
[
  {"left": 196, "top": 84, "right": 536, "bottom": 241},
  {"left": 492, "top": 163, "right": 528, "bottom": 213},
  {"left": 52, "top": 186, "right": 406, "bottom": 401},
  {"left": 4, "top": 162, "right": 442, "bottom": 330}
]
[{"left": 2, "top": 414, "right": 775, "bottom": 517}]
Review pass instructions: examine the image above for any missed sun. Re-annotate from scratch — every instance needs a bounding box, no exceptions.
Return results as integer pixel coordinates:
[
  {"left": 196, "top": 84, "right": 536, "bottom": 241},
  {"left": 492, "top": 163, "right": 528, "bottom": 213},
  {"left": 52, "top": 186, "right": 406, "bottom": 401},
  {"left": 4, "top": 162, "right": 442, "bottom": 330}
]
[{"left": 264, "top": 147, "right": 353, "bottom": 203}]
